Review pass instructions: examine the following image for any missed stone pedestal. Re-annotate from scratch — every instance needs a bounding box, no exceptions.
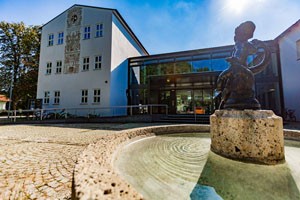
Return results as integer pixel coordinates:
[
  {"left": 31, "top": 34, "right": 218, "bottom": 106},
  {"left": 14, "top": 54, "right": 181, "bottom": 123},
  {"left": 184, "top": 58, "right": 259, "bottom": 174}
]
[{"left": 210, "top": 110, "right": 285, "bottom": 165}]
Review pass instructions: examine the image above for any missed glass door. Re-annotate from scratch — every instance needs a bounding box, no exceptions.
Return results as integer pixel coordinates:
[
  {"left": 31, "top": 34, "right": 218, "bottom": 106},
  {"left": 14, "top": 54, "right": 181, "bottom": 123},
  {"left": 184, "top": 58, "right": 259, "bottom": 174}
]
[
  {"left": 194, "top": 89, "right": 213, "bottom": 114},
  {"left": 159, "top": 90, "right": 176, "bottom": 114},
  {"left": 176, "top": 90, "right": 192, "bottom": 114}
]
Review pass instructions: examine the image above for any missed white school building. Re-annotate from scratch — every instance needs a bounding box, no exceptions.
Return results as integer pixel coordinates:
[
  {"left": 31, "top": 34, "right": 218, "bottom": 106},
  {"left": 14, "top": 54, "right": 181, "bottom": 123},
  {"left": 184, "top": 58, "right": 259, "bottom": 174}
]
[{"left": 37, "top": 4, "right": 148, "bottom": 116}]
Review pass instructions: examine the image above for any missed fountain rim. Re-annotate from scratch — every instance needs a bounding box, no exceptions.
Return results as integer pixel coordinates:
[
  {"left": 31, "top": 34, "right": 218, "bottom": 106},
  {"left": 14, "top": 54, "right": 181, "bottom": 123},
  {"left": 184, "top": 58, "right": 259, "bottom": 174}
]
[{"left": 72, "top": 124, "right": 300, "bottom": 199}]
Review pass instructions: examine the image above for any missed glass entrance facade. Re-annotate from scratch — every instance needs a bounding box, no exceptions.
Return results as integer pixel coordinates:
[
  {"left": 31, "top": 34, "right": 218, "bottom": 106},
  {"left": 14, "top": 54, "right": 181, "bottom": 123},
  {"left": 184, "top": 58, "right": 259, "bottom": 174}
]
[
  {"left": 146, "top": 72, "right": 218, "bottom": 114},
  {"left": 128, "top": 41, "right": 284, "bottom": 116},
  {"left": 175, "top": 89, "right": 213, "bottom": 114},
  {"left": 152, "top": 89, "right": 212, "bottom": 114}
]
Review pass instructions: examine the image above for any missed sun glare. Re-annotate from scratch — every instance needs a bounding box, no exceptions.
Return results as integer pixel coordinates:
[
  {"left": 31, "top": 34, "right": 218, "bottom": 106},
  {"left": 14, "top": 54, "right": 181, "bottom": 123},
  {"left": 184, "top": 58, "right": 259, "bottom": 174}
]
[
  {"left": 225, "top": 0, "right": 251, "bottom": 15},
  {"left": 224, "top": 0, "right": 267, "bottom": 15}
]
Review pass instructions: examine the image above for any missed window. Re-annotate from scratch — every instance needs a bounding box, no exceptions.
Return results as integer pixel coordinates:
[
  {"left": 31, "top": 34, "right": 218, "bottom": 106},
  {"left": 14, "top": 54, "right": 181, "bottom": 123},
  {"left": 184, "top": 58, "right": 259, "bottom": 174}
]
[
  {"left": 83, "top": 57, "right": 89, "bottom": 71},
  {"left": 84, "top": 26, "right": 91, "bottom": 39},
  {"left": 96, "top": 23, "right": 103, "bottom": 37},
  {"left": 93, "top": 89, "right": 101, "bottom": 103},
  {"left": 95, "top": 55, "right": 102, "bottom": 70},
  {"left": 54, "top": 91, "right": 60, "bottom": 104},
  {"left": 48, "top": 34, "right": 54, "bottom": 46},
  {"left": 297, "top": 40, "right": 300, "bottom": 60},
  {"left": 56, "top": 61, "right": 62, "bottom": 74},
  {"left": 44, "top": 91, "right": 50, "bottom": 104},
  {"left": 81, "top": 90, "right": 88, "bottom": 103},
  {"left": 46, "top": 62, "right": 52, "bottom": 75},
  {"left": 58, "top": 32, "right": 64, "bottom": 45}
]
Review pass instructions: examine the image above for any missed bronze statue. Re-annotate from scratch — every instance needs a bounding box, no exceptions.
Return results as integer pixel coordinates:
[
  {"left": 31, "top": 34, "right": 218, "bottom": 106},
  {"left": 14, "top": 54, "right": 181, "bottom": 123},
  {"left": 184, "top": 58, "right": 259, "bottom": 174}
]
[{"left": 216, "top": 21, "right": 271, "bottom": 110}]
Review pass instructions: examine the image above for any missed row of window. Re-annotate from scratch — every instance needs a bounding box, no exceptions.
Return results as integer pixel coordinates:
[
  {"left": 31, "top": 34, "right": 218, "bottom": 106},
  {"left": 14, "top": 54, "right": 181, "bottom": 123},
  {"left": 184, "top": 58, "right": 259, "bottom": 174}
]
[
  {"left": 48, "top": 23, "right": 104, "bottom": 46},
  {"left": 84, "top": 24, "right": 104, "bottom": 39},
  {"left": 43, "top": 89, "right": 101, "bottom": 105},
  {"left": 48, "top": 32, "right": 64, "bottom": 46},
  {"left": 45, "top": 56, "right": 102, "bottom": 75},
  {"left": 81, "top": 89, "right": 101, "bottom": 104},
  {"left": 44, "top": 91, "right": 60, "bottom": 104}
]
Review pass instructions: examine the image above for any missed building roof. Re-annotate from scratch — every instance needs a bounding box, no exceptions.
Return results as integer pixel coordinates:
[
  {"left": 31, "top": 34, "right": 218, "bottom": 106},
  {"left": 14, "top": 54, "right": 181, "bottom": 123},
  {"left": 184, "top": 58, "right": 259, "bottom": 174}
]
[
  {"left": 275, "top": 19, "right": 300, "bottom": 42},
  {"left": 0, "top": 95, "right": 10, "bottom": 102},
  {"left": 42, "top": 4, "right": 148, "bottom": 55},
  {"left": 129, "top": 40, "right": 276, "bottom": 67}
]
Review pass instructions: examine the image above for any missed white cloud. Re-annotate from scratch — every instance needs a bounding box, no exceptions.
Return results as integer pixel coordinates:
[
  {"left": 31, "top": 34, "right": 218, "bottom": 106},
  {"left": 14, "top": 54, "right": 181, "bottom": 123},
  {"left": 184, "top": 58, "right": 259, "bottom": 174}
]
[{"left": 174, "top": 1, "right": 194, "bottom": 11}]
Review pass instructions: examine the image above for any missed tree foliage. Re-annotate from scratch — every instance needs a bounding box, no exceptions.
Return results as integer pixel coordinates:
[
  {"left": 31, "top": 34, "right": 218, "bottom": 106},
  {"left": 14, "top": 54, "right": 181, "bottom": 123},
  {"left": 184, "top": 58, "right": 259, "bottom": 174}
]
[{"left": 0, "top": 21, "right": 40, "bottom": 109}]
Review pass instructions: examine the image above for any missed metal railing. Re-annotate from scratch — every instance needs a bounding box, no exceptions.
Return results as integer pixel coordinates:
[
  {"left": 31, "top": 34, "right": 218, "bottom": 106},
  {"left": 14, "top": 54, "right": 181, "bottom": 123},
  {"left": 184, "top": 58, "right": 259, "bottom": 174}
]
[{"left": 1, "top": 104, "right": 168, "bottom": 122}]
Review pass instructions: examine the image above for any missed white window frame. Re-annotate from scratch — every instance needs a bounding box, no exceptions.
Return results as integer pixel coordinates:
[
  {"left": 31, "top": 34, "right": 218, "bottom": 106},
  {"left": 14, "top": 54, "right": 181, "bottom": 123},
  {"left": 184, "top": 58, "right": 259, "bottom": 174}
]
[
  {"left": 54, "top": 91, "right": 60, "bottom": 104},
  {"left": 48, "top": 33, "right": 54, "bottom": 46},
  {"left": 46, "top": 62, "right": 52, "bottom": 75},
  {"left": 58, "top": 32, "right": 64, "bottom": 45},
  {"left": 297, "top": 39, "right": 300, "bottom": 60},
  {"left": 44, "top": 91, "right": 50, "bottom": 104},
  {"left": 56, "top": 60, "right": 62, "bottom": 74},
  {"left": 83, "top": 57, "right": 89, "bottom": 71},
  {"left": 94, "top": 55, "right": 102, "bottom": 70},
  {"left": 93, "top": 89, "right": 101, "bottom": 104},
  {"left": 81, "top": 89, "right": 88, "bottom": 104},
  {"left": 84, "top": 26, "right": 91, "bottom": 39},
  {"left": 96, "top": 23, "right": 103, "bottom": 37}
]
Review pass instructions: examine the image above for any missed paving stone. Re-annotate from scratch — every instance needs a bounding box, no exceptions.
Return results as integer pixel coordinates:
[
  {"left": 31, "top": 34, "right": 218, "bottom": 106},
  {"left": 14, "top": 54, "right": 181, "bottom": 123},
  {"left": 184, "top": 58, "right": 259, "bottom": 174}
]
[
  {"left": 0, "top": 123, "right": 126, "bottom": 199},
  {"left": 0, "top": 123, "right": 169, "bottom": 199}
]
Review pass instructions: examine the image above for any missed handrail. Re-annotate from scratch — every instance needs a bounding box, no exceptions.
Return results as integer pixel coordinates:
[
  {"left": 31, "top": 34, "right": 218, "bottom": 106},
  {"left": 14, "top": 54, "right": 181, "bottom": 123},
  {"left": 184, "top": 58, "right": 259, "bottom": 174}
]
[{"left": 2, "top": 104, "right": 169, "bottom": 122}]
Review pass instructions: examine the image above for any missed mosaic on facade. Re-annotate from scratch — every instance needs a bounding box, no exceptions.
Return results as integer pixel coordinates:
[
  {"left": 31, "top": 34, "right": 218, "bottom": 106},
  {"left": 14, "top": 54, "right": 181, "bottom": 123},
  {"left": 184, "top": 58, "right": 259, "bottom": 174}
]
[{"left": 64, "top": 7, "right": 82, "bottom": 74}]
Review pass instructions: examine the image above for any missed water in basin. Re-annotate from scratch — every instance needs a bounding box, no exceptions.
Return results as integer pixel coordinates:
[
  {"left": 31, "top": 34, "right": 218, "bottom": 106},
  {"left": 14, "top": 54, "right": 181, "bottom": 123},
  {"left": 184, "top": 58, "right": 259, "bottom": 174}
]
[{"left": 114, "top": 133, "right": 300, "bottom": 200}]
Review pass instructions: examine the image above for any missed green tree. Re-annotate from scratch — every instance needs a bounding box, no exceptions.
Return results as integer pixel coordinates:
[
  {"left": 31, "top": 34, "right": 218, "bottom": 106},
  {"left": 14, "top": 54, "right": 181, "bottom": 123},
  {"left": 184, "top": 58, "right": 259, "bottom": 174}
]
[
  {"left": 175, "top": 61, "right": 192, "bottom": 74},
  {"left": 0, "top": 21, "right": 40, "bottom": 110}
]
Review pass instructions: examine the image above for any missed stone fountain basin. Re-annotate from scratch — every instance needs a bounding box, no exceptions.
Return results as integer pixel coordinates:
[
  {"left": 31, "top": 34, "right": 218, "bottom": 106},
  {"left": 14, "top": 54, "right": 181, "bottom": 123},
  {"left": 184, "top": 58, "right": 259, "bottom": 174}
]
[{"left": 73, "top": 125, "right": 300, "bottom": 199}]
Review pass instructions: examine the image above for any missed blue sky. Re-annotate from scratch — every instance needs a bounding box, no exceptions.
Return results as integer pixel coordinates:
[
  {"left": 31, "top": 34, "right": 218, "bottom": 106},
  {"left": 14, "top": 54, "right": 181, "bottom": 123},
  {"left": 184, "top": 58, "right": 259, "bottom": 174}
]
[{"left": 0, "top": 0, "right": 299, "bottom": 54}]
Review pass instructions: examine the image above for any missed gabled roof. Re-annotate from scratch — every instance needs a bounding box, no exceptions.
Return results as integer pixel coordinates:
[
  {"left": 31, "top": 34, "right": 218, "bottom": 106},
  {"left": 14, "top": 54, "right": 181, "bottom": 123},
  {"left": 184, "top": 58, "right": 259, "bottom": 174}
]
[
  {"left": 42, "top": 4, "right": 148, "bottom": 55},
  {"left": 0, "top": 95, "right": 10, "bottom": 102},
  {"left": 275, "top": 19, "right": 300, "bottom": 42}
]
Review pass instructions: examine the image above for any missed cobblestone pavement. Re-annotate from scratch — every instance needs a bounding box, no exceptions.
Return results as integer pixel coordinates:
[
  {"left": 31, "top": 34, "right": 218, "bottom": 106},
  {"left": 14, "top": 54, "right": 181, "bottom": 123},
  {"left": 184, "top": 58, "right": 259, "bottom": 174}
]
[{"left": 0, "top": 123, "right": 150, "bottom": 200}]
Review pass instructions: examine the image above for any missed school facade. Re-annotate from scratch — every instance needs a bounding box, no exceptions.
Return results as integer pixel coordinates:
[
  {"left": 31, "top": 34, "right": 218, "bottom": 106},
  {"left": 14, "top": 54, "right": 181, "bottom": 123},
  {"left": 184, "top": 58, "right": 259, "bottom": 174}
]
[{"left": 36, "top": 4, "right": 148, "bottom": 116}]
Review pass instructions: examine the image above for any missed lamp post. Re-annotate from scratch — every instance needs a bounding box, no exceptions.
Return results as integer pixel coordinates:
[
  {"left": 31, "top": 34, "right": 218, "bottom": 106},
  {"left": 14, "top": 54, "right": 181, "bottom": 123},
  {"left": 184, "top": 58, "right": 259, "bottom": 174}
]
[{"left": 7, "top": 68, "right": 14, "bottom": 118}]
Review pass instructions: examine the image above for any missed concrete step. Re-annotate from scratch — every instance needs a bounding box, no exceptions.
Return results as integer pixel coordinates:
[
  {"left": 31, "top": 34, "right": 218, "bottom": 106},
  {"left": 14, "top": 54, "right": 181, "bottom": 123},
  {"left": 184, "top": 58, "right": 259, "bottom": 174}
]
[{"left": 155, "top": 114, "right": 210, "bottom": 124}]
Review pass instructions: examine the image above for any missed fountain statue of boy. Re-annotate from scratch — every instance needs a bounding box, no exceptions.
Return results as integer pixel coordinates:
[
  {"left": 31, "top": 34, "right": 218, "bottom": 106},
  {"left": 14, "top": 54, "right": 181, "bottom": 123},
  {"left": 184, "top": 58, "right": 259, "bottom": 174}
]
[{"left": 216, "top": 21, "right": 271, "bottom": 110}]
